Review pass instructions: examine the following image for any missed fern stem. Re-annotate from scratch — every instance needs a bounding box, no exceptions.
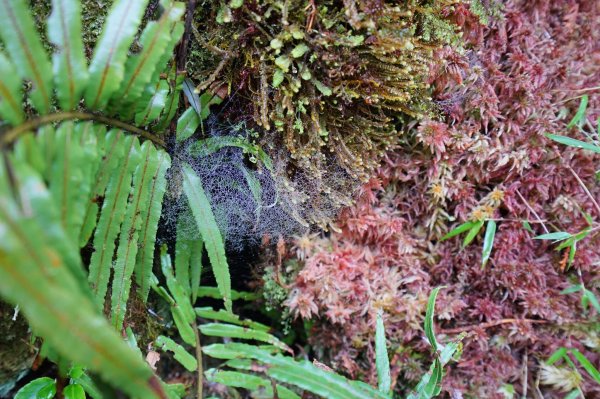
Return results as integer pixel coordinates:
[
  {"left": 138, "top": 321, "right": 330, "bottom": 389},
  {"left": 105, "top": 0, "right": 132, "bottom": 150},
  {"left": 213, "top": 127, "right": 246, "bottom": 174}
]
[
  {"left": 1, "top": 111, "right": 165, "bottom": 147},
  {"left": 193, "top": 320, "right": 203, "bottom": 399}
]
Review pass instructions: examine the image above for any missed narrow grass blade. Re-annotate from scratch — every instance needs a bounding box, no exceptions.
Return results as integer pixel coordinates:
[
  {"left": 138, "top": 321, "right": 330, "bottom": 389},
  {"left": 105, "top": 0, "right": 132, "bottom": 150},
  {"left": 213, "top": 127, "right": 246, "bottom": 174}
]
[
  {"left": 545, "top": 133, "right": 600, "bottom": 154},
  {"left": 481, "top": 220, "right": 496, "bottom": 269},
  {"left": 440, "top": 220, "right": 476, "bottom": 241},
  {"left": 375, "top": 309, "right": 391, "bottom": 395}
]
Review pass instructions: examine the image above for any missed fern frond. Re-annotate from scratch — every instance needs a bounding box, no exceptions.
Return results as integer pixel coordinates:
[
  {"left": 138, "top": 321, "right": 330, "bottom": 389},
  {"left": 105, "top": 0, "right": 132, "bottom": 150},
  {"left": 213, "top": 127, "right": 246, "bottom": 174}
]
[
  {"left": 0, "top": 52, "right": 25, "bottom": 124},
  {"left": 84, "top": 0, "right": 149, "bottom": 109},
  {"left": 0, "top": 155, "right": 163, "bottom": 399},
  {"left": 47, "top": 0, "right": 89, "bottom": 110},
  {"left": 88, "top": 135, "right": 141, "bottom": 305},
  {"left": 111, "top": 142, "right": 165, "bottom": 330},
  {"left": 0, "top": 0, "right": 52, "bottom": 114},
  {"left": 181, "top": 163, "right": 232, "bottom": 313}
]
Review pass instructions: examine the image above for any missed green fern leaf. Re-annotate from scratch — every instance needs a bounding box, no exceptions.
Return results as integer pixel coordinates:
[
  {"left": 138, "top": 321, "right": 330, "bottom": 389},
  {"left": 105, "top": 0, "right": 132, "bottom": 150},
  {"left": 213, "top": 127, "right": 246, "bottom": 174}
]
[
  {"left": 114, "top": 1, "right": 184, "bottom": 110},
  {"left": 205, "top": 369, "right": 301, "bottom": 399},
  {"left": 0, "top": 158, "right": 162, "bottom": 399},
  {"left": 134, "top": 80, "right": 170, "bottom": 126},
  {"left": 84, "top": 0, "right": 149, "bottom": 109},
  {"left": 49, "top": 122, "right": 99, "bottom": 243},
  {"left": 135, "top": 150, "right": 170, "bottom": 302},
  {"left": 181, "top": 163, "right": 232, "bottom": 313},
  {"left": 0, "top": 0, "right": 53, "bottom": 114},
  {"left": 203, "top": 343, "right": 389, "bottom": 399},
  {"left": 47, "top": 0, "right": 89, "bottom": 110},
  {"left": 88, "top": 135, "right": 141, "bottom": 306},
  {"left": 0, "top": 52, "right": 25, "bottom": 125},
  {"left": 111, "top": 142, "right": 163, "bottom": 330}
]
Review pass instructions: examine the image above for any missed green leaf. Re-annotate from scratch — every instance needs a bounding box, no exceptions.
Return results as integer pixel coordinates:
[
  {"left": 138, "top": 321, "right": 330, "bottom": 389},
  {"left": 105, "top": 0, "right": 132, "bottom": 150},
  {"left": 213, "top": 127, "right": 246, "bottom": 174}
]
[
  {"left": 155, "top": 336, "right": 198, "bottom": 372},
  {"left": 0, "top": 160, "right": 161, "bottom": 399},
  {"left": 203, "top": 343, "right": 389, "bottom": 399},
  {"left": 197, "top": 286, "right": 260, "bottom": 301},
  {"left": 48, "top": 0, "right": 89, "bottom": 110},
  {"left": 533, "top": 231, "right": 572, "bottom": 241},
  {"left": 571, "top": 349, "right": 600, "bottom": 384},
  {"left": 0, "top": 52, "right": 25, "bottom": 125},
  {"left": 111, "top": 142, "right": 163, "bottom": 330},
  {"left": 88, "top": 135, "right": 141, "bottom": 306},
  {"left": 312, "top": 79, "right": 332, "bottom": 96},
  {"left": 564, "top": 390, "right": 581, "bottom": 399},
  {"left": 49, "top": 122, "right": 99, "bottom": 244},
  {"left": 155, "top": 69, "right": 185, "bottom": 131},
  {"left": 481, "top": 220, "right": 496, "bottom": 269},
  {"left": 84, "top": 0, "right": 150, "bottom": 109},
  {"left": 0, "top": 0, "right": 53, "bottom": 113},
  {"left": 182, "top": 163, "right": 232, "bottom": 313},
  {"left": 78, "top": 127, "right": 116, "bottom": 247},
  {"left": 545, "top": 133, "right": 600, "bottom": 154},
  {"left": 64, "top": 384, "right": 86, "bottom": 399},
  {"left": 560, "top": 285, "right": 583, "bottom": 295},
  {"left": 135, "top": 80, "right": 171, "bottom": 126},
  {"left": 160, "top": 246, "right": 196, "bottom": 345},
  {"left": 205, "top": 369, "right": 301, "bottom": 399},
  {"left": 567, "top": 95, "right": 588, "bottom": 128},
  {"left": 425, "top": 287, "right": 443, "bottom": 353},
  {"left": 462, "top": 219, "right": 484, "bottom": 248},
  {"left": 546, "top": 347, "right": 568, "bottom": 365},
  {"left": 521, "top": 220, "right": 533, "bottom": 233},
  {"left": 582, "top": 289, "right": 600, "bottom": 313},
  {"left": 15, "top": 377, "right": 56, "bottom": 399},
  {"left": 135, "top": 149, "right": 170, "bottom": 302},
  {"left": 275, "top": 55, "right": 291, "bottom": 72},
  {"left": 176, "top": 107, "right": 201, "bottom": 142},
  {"left": 273, "top": 69, "right": 285, "bottom": 88},
  {"left": 200, "top": 323, "right": 291, "bottom": 353},
  {"left": 375, "top": 309, "right": 391, "bottom": 395},
  {"left": 115, "top": 2, "right": 184, "bottom": 108},
  {"left": 440, "top": 220, "right": 477, "bottom": 241},
  {"left": 195, "top": 307, "right": 270, "bottom": 331},
  {"left": 291, "top": 43, "right": 310, "bottom": 58}
]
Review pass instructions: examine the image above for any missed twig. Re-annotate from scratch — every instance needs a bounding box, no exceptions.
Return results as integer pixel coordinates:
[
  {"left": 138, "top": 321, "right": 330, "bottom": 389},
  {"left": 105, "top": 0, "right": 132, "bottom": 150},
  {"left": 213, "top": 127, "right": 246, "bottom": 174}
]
[
  {"left": 176, "top": 0, "right": 197, "bottom": 73},
  {"left": 193, "top": 321, "right": 203, "bottom": 399},
  {"left": 439, "top": 318, "right": 588, "bottom": 335},
  {"left": 521, "top": 351, "right": 528, "bottom": 399},
  {"left": 515, "top": 189, "right": 549, "bottom": 234},
  {"left": 566, "top": 165, "right": 600, "bottom": 216},
  {"left": 1, "top": 111, "right": 165, "bottom": 147}
]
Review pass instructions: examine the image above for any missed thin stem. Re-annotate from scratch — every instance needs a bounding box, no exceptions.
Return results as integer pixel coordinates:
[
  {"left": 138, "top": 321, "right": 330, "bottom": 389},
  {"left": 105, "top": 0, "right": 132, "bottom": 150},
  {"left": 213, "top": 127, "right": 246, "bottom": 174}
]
[
  {"left": 193, "top": 321, "right": 203, "bottom": 399},
  {"left": 566, "top": 165, "right": 600, "bottom": 216},
  {"left": 515, "top": 189, "right": 550, "bottom": 234},
  {"left": 439, "top": 318, "right": 588, "bottom": 335},
  {"left": 1, "top": 111, "right": 165, "bottom": 148}
]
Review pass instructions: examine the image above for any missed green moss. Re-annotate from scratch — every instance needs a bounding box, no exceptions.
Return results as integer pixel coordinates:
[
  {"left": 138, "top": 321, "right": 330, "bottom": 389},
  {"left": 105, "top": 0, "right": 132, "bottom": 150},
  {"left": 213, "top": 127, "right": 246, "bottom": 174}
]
[{"left": 190, "top": 0, "right": 468, "bottom": 226}]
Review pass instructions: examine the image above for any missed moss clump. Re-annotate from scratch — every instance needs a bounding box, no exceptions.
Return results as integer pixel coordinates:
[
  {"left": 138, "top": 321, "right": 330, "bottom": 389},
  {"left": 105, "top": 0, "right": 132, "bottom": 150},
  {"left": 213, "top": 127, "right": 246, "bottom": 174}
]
[{"left": 192, "top": 0, "right": 467, "bottom": 226}]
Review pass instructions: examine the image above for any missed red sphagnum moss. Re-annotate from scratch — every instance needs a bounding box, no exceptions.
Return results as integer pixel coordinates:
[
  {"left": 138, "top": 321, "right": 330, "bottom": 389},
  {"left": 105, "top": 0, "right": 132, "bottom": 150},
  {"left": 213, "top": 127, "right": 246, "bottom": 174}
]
[{"left": 283, "top": 0, "right": 600, "bottom": 397}]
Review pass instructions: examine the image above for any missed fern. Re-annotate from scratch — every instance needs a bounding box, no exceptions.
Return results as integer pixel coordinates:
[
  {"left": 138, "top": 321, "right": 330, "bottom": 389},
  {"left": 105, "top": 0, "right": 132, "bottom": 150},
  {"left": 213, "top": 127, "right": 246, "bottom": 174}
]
[{"left": 0, "top": 0, "right": 185, "bottom": 396}]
